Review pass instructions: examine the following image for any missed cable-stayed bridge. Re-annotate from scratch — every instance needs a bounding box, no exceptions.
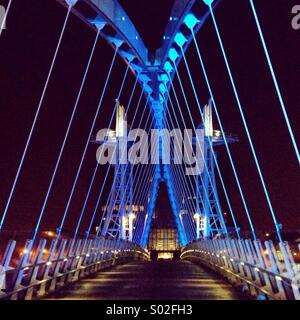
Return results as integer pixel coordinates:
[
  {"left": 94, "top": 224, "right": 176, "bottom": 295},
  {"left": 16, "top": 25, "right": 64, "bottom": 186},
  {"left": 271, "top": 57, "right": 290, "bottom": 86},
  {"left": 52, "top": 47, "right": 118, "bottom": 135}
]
[{"left": 0, "top": 0, "right": 299, "bottom": 300}]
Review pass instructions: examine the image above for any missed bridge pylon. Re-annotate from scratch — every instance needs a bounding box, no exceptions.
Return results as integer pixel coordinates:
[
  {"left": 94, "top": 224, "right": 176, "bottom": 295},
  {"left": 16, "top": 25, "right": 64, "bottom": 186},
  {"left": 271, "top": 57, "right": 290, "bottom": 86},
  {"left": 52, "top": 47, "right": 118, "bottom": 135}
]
[
  {"left": 195, "top": 101, "right": 238, "bottom": 239},
  {"left": 101, "top": 102, "right": 134, "bottom": 240}
]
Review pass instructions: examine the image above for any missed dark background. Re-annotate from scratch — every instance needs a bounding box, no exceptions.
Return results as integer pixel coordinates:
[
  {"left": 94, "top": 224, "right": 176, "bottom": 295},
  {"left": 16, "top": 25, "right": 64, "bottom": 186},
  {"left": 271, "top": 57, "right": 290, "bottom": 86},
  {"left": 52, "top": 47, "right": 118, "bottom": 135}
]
[{"left": 0, "top": 0, "right": 299, "bottom": 239}]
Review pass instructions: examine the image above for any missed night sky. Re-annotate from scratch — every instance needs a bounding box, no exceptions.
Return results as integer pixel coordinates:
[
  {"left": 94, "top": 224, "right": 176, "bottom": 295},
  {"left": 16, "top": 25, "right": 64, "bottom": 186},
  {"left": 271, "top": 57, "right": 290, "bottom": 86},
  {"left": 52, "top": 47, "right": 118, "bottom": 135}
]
[{"left": 0, "top": 0, "right": 299, "bottom": 239}]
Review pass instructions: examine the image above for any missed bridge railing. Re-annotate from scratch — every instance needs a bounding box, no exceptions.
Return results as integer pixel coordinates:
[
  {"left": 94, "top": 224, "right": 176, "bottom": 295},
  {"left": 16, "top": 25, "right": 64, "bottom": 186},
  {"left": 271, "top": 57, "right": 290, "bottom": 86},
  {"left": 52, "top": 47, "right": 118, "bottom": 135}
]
[
  {"left": 181, "top": 239, "right": 300, "bottom": 300},
  {"left": 0, "top": 237, "right": 149, "bottom": 300}
]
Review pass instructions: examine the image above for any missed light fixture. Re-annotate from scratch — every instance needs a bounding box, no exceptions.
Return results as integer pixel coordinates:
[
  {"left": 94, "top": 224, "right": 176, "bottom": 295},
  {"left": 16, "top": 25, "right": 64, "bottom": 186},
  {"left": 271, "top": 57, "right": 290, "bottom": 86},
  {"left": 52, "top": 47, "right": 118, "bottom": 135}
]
[
  {"left": 168, "top": 48, "right": 179, "bottom": 62},
  {"left": 184, "top": 14, "right": 200, "bottom": 30},
  {"left": 174, "top": 32, "right": 188, "bottom": 47}
]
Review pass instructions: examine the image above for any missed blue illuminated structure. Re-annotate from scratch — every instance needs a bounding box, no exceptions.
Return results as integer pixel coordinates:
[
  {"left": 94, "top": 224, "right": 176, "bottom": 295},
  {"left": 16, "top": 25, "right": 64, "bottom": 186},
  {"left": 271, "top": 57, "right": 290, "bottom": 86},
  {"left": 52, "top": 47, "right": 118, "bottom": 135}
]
[
  {"left": 1, "top": 0, "right": 292, "bottom": 250},
  {"left": 49, "top": 0, "right": 232, "bottom": 247},
  {"left": 0, "top": 0, "right": 298, "bottom": 301}
]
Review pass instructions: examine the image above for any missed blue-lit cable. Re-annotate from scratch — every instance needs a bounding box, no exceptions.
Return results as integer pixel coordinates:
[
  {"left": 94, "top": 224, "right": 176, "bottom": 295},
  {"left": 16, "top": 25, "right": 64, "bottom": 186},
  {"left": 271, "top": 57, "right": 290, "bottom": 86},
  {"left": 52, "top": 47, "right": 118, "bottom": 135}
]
[
  {"left": 168, "top": 164, "right": 195, "bottom": 241},
  {"left": 172, "top": 62, "right": 226, "bottom": 230},
  {"left": 166, "top": 88, "right": 223, "bottom": 239},
  {"left": 190, "top": 29, "right": 254, "bottom": 239},
  {"left": 95, "top": 77, "right": 140, "bottom": 235},
  {"left": 178, "top": 51, "right": 230, "bottom": 235},
  {"left": 133, "top": 164, "right": 156, "bottom": 236},
  {"left": 166, "top": 78, "right": 212, "bottom": 223},
  {"left": 73, "top": 63, "right": 131, "bottom": 239},
  {"left": 164, "top": 77, "right": 224, "bottom": 236},
  {"left": 85, "top": 76, "right": 139, "bottom": 238},
  {"left": 133, "top": 196, "right": 150, "bottom": 243},
  {"left": 0, "top": 5, "right": 72, "bottom": 231},
  {"left": 162, "top": 122, "right": 197, "bottom": 240},
  {"left": 163, "top": 113, "right": 201, "bottom": 239},
  {"left": 130, "top": 117, "right": 155, "bottom": 242},
  {"left": 123, "top": 112, "right": 153, "bottom": 209},
  {"left": 140, "top": 166, "right": 161, "bottom": 247},
  {"left": 164, "top": 104, "right": 202, "bottom": 241},
  {"left": 31, "top": 29, "right": 101, "bottom": 243},
  {"left": 132, "top": 166, "right": 153, "bottom": 242},
  {"left": 58, "top": 46, "right": 119, "bottom": 236},
  {"left": 158, "top": 107, "right": 196, "bottom": 240},
  {"left": 169, "top": 162, "right": 198, "bottom": 240},
  {"left": 172, "top": 54, "right": 240, "bottom": 237},
  {"left": 209, "top": 5, "right": 282, "bottom": 242},
  {"left": 249, "top": 0, "right": 299, "bottom": 165},
  {"left": 133, "top": 166, "right": 157, "bottom": 243},
  {"left": 100, "top": 90, "right": 147, "bottom": 237},
  {"left": 163, "top": 83, "right": 209, "bottom": 213},
  {"left": 97, "top": 90, "right": 147, "bottom": 237},
  {"left": 162, "top": 108, "right": 198, "bottom": 240},
  {"left": 111, "top": 106, "right": 154, "bottom": 240},
  {"left": 104, "top": 94, "right": 150, "bottom": 237},
  {"left": 132, "top": 168, "right": 154, "bottom": 243},
  {"left": 132, "top": 165, "right": 156, "bottom": 241}
]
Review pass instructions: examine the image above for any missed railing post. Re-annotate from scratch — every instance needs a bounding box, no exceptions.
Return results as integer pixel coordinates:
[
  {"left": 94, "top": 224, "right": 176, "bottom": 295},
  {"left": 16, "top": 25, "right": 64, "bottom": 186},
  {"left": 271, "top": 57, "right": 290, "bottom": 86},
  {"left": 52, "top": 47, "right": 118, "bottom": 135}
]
[
  {"left": 58, "top": 238, "right": 75, "bottom": 285},
  {"left": 24, "top": 239, "right": 47, "bottom": 300},
  {"left": 90, "top": 238, "right": 99, "bottom": 272},
  {"left": 253, "top": 240, "right": 275, "bottom": 297},
  {"left": 237, "top": 239, "right": 258, "bottom": 295},
  {"left": 10, "top": 240, "right": 33, "bottom": 300},
  {"left": 83, "top": 239, "right": 95, "bottom": 275},
  {"left": 0, "top": 240, "right": 16, "bottom": 296},
  {"left": 67, "top": 239, "right": 83, "bottom": 283},
  {"left": 95, "top": 238, "right": 105, "bottom": 271},
  {"left": 76, "top": 239, "right": 91, "bottom": 280},
  {"left": 46, "top": 239, "right": 67, "bottom": 295},
  {"left": 265, "top": 241, "right": 287, "bottom": 299},
  {"left": 37, "top": 238, "right": 59, "bottom": 297},
  {"left": 245, "top": 240, "right": 264, "bottom": 290}
]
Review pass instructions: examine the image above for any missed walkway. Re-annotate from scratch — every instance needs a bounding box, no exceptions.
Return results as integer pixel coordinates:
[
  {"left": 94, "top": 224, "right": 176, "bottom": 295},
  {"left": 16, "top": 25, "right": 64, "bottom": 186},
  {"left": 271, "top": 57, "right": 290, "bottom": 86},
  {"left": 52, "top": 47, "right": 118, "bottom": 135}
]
[{"left": 47, "top": 260, "right": 244, "bottom": 300}]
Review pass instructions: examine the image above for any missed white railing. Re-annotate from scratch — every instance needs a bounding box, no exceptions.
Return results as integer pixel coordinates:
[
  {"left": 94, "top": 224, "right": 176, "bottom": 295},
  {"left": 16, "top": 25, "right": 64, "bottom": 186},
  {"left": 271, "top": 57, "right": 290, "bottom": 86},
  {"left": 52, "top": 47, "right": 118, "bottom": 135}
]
[
  {"left": 0, "top": 238, "right": 149, "bottom": 300},
  {"left": 181, "top": 239, "right": 300, "bottom": 300}
]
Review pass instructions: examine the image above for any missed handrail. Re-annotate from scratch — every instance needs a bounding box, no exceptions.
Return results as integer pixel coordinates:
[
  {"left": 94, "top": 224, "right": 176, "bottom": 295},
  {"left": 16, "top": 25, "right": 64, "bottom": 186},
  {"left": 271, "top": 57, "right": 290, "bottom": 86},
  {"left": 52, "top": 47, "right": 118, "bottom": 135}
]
[
  {"left": 0, "top": 238, "right": 149, "bottom": 300},
  {"left": 181, "top": 239, "right": 300, "bottom": 300}
]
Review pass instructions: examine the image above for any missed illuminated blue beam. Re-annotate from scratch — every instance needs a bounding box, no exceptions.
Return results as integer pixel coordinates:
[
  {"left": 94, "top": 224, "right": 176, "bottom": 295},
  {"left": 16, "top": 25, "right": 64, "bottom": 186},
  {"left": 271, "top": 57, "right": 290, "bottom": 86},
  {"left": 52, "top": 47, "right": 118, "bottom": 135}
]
[
  {"left": 160, "top": 0, "right": 221, "bottom": 68},
  {"left": 57, "top": 0, "right": 148, "bottom": 68}
]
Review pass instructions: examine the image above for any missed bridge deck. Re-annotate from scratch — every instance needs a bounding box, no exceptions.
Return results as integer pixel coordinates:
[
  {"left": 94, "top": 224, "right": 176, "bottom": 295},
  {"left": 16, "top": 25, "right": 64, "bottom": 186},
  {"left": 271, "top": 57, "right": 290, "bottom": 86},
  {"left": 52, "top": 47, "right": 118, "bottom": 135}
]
[{"left": 46, "top": 260, "right": 244, "bottom": 300}]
